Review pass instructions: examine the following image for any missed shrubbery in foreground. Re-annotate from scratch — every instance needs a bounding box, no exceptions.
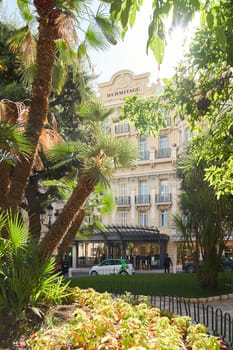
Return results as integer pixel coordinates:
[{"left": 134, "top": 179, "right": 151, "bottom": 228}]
[{"left": 27, "top": 287, "right": 222, "bottom": 349}]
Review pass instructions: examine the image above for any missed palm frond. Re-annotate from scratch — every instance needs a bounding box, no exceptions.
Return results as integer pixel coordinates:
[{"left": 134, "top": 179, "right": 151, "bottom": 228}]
[
  {"left": 56, "top": 12, "right": 78, "bottom": 47},
  {"left": 19, "top": 62, "right": 36, "bottom": 89},
  {"left": 95, "top": 4, "right": 120, "bottom": 46},
  {"left": 52, "top": 61, "right": 68, "bottom": 95},
  {"left": 0, "top": 150, "right": 18, "bottom": 165},
  {"left": 7, "top": 212, "right": 29, "bottom": 249},
  {"left": 0, "top": 122, "right": 32, "bottom": 158},
  {"left": 46, "top": 141, "right": 82, "bottom": 169},
  {"left": 84, "top": 25, "right": 109, "bottom": 50},
  {"left": 6, "top": 26, "right": 29, "bottom": 53},
  {"left": 7, "top": 26, "right": 37, "bottom": 67},
  {"left": 0, "top": 82, "right": 27, "bottom": 100},
  {"left": 77, "top": 98, "right": 114, "bottom": 122},
  {"left": 17, "top": 0, "right": 34, "bottom": 23},
  {"left": 99, "top": 191, "right": 116, "bottom": 214}
]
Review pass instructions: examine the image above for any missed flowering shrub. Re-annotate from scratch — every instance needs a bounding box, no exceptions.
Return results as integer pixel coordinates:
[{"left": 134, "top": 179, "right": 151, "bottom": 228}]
[{"left": 27, "top": 287, "right": 221, "bottom": 349}]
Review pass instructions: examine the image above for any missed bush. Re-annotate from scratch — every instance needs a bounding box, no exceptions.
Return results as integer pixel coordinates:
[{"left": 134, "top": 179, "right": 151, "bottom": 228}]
[
  {"left": 27, "top": 287, "right": 222, "bottom": 349},
  {"left": 0, "top": 211, "right": 71, "bottom": 346}
]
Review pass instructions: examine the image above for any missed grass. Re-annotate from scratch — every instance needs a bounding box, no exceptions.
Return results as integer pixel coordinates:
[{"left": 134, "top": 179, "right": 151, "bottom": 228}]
[{"left": 68, "top": 272, "right": 233, "bottom": 298}]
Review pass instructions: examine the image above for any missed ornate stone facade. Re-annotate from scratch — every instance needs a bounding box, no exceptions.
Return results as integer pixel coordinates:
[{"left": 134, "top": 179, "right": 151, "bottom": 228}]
[{"left": 97, "top": 70, "right": 192, "bottom": 270}]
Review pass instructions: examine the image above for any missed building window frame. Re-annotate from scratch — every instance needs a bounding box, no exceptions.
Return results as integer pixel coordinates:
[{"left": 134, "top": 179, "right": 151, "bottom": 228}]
[
  {"left": 139, "top": 138, "right": 148, "bottom": 160},
  {"left": 119, "top": 211, "right": 128, "bottom": 226},
  {"left": 160, "top": 210, "right": 168, "bottom": 227},
  {"left": 139, "top": 210, "right": 147, "bottom": 227}
]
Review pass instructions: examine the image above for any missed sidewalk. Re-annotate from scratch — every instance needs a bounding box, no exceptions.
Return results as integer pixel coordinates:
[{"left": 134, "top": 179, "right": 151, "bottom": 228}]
[{"left": 68, "top": 266, "right": 183, "bottom": 277}]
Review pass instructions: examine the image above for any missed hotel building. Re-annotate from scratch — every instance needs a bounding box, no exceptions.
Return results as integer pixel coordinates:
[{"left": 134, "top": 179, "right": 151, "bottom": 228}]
[{"left": 70, "top": 69, "right": 193, "bottom": 271}]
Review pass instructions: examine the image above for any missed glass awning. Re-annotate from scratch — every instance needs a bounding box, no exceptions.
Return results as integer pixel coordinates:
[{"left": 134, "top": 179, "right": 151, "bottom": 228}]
[{"left": 75, "top": 225, "right": 169, "bottom": 242}]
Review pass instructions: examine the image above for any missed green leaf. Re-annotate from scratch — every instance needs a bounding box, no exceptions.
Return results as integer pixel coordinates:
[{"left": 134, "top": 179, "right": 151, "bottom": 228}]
[
  {"left": 17, "top": 0, "right": 34, "bottom": 23},
  {"left": 77, "top": 42, "right": 87, "bottom": 58},
  {"left": 149, "top": 34, "right": 165, "bottom": 64},
  {"left": 206, "top": 12, "right": 214, "bottom": 29},
  {"left": 129, "top": 1, "right": 138, "bottom": 28},
  {"left": 215, "top": 25, "right": 227, "bottom": 50},
  {"left": 121, "top": 0, "right": 133, "bottom": 29}
]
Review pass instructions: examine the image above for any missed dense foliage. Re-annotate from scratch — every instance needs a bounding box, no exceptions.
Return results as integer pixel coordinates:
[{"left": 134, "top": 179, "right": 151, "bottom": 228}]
[
  {"left": 119, "top": 3, "right": 233, "bottom": 196},
  {"left": 0, "top": 211, "right": 70, "bottom": 347},
  {"left": 174, "top": 149, "right": 233, "bottom": 288},
  {"left": 104, "top": 0, "right": 232, "bottom": 67},
  {"left": 27, "top": 288, "right": 222, "bottom": 349},
  {"left": 0, "top": 1, "right": 135, "bottom": 265}
]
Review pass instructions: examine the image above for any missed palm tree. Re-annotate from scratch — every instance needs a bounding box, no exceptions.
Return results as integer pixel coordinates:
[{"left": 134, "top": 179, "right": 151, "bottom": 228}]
[
  {"left": 174, "top": 144, "right": 233, "bottom": 288},
  {"left": 3, "top": 0, "right": 119, "bottom": 212},
  {"left": 38, "top": 126, "right": 138, "bottom": 262},
  {"left": 0, "top": 210, "right": 70, "bottom": 344},
  {"left": 0, "top": 121, "right": 31, "bottom": 208}
]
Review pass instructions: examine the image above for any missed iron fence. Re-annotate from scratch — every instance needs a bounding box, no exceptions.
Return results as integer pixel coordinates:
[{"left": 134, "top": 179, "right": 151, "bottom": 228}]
[{"left": 115, "top": 293, "right": 233, "bottom": 349}]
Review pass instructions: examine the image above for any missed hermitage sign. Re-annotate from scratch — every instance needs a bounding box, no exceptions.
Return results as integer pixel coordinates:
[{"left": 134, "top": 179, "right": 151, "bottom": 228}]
[
  {"left": 98, "top": 70, "right": 156, "bottom": 103},
  {"left": 106, "top": 87, "right": 139, "bottom": 98}
]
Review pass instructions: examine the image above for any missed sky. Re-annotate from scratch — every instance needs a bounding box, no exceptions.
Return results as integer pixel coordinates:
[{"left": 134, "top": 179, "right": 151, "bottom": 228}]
[{"left": 0, "top": 1, "right": 196, "bottom": 86}]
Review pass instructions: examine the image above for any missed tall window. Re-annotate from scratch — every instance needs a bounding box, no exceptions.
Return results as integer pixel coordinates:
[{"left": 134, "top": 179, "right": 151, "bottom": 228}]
[
  {"left": 115, "top": 122, "right": 130, "bottom": 134},
  {"left": 160, "top": 210, "right": 168, "bottom": 227},
  {"left": 139, "top": 139, "right": 148, "bottom": 160},
  {"left": 119, "top": 182, "right": 128, "bottom": 197},
  {"left": 119, "top": 211, "right": 128, "bottom": 226},
  {"left": 139, "top": 211, "right": 147, "bottom": 227},
  {"left": 160, "top": 179, "right": 169, "bottom": 201},
  {"left": 139, "top": 180, "right": 147, "bottom": 195},
  {"left": 159, "top": 136, "right": 169, "bottom": 158},
  {"left": 184, "top": 127, "right": 192, "bottom": 143}
]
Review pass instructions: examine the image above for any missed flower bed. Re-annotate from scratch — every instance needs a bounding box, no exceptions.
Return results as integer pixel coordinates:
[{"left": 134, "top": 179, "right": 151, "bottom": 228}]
[{"left": 27, "top": 288, "right": 226, "bottom": 349}]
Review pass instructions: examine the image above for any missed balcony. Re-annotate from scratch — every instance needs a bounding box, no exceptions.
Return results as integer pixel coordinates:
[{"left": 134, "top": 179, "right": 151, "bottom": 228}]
[
  {"left": 135, "top": 195, "right": 151, "bottom": 205},
  {"left": 116, "top": 196, "right": 131, "bottom": 206},
  {"left": 115, "top": 123, "right": 130, "bottom": 135},
  {"left": 155, "top": 193, "right": 172, "bottom": 204},
  {"left": 156, "top": 148, "right": 171, "bottom": 159}
]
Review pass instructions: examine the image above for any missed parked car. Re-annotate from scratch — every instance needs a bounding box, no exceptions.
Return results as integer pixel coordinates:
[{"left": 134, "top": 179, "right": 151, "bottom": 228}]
[
  {"left": 89, "top": 258, "right": 135, "bottom": 276},
  {"left": 220, "top": 256, "right": 233, "bottom": 272},
  {"left": 182, "top": 257, "right": 233, "bottom": 273}
]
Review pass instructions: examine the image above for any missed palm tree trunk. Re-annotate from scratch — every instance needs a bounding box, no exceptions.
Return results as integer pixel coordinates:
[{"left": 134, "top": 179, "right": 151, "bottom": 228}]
[
  {"left": 6, "top": 6, "right": 59, "bottom": 211},
  {"left": 0, "top": 163, "right": 11, "bottom": 208},
  {"left": 25, "top": 182, "right": 42, "bottom": 242},
  {"left": 57, "top": 209, "right": 85, "bottom": 264},
  {"left": 38, "top": 174, "right": 96, "bottom": 263}
]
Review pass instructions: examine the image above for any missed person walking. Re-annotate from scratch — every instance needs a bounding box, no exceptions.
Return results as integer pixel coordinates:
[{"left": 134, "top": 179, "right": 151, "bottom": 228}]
[{"left": 163, "top": 253, "right": 172, "bottom": 273}]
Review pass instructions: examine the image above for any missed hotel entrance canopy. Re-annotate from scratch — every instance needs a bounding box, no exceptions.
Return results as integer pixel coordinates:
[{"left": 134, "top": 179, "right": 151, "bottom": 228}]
[{"left": 75, "top": 225, "right": 169, "bottom": 243}]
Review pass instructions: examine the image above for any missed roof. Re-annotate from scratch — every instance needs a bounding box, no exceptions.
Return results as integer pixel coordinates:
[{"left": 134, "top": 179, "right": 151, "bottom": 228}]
[{"left": 75, "top": 225, "right": 169, "bottom": 243}]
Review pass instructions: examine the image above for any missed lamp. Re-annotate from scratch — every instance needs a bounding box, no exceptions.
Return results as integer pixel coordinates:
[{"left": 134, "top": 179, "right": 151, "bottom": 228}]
[
  {"left": 39, "top": 207, "right": 46, "bottom": 224},
  {"left": 47, "top": 204, "right": 54, "bottom": 229},
  {"left": 155, "top": 227, "right": 161, "bottom": 268},
  {"left": 40, "top": 204, "right": 54, "bottom": 229}
]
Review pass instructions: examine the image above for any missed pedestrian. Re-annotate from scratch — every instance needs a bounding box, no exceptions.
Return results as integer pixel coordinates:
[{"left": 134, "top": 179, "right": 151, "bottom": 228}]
[
  {"left": 142, "top": 255, "right": 146, "bottom": 270},
  {"left": 163, "top": 253, "right": 172, "bottom": 273},
  {"left": 146, "top": 254, "right": 152, "bottom": 270},
  {"left": 136, "top": 255, "right": 141, "bottom": 270}
]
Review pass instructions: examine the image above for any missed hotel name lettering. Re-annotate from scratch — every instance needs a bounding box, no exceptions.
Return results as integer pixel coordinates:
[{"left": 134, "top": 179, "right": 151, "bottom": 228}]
[{"left": 107, "top": 87, "right": 139, "bottom": 98}]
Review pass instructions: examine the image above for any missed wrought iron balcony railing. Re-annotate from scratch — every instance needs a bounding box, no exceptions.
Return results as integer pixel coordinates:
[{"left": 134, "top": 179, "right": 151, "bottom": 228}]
[
  {"left": 115, "top": 196, "right": 131, "bottom": 206},
  {"left": 135, "top": 195, "right": 151, "bottom": 205},
  {"left": 155, "top": 193, "right": 172, "bottom": 203}
]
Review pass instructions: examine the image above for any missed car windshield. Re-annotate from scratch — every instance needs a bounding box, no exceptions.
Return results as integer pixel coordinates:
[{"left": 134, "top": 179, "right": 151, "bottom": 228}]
[{"left": 98, "top": 259, "right": 128, "bottom": 266}]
